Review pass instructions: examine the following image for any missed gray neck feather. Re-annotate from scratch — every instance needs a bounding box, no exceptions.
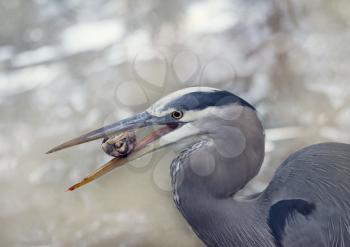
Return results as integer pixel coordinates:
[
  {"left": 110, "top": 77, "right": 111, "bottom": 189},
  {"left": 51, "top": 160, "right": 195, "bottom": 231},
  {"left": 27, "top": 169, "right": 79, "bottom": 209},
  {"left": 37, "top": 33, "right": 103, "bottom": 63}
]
[{"left": 171, "top": 107, "right": 275, "bottom": 247}]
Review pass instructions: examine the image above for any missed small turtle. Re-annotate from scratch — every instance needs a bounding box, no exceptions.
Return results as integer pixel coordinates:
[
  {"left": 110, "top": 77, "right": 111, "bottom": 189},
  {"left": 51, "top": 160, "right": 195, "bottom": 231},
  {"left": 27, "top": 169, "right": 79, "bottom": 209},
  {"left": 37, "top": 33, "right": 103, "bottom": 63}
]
[{"left": 101, "top": 131, "right": 136, "bottom": 157}]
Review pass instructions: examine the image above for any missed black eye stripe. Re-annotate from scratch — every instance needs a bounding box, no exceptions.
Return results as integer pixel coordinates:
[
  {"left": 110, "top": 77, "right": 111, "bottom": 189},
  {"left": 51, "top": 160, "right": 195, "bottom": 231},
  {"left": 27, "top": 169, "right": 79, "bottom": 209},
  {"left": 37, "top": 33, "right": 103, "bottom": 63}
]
[{"left": 163, "top": 91, "right": 255, "bottom": 112}]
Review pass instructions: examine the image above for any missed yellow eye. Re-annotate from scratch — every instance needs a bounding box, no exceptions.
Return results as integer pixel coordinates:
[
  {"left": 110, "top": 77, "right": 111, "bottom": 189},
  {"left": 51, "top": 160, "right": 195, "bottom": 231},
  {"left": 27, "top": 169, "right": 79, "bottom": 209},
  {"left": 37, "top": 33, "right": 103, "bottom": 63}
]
[{"left": 171, "top": 110, "right": 184, "bottom": 119}]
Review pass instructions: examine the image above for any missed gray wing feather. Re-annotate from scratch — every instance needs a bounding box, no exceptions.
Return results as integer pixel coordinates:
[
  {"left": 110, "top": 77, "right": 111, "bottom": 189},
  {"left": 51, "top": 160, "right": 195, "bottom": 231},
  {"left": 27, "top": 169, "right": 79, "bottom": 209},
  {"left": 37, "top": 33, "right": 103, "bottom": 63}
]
[
  {"left": 263, "top": 143, "right": 350, "bottom": 247},
  {"left": 282, "top": 212, "right": 327, "bottom": 247}
]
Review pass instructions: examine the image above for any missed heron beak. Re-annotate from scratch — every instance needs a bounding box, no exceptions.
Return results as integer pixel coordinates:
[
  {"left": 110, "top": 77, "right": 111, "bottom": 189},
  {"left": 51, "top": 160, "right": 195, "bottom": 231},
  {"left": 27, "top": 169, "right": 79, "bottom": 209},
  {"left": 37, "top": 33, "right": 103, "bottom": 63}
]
[
  {"left": 46, "top": 111, "right": 179, "bottom": 191},
  {"left": 46, "top": 112, "right": 153, "bottom": 154}
]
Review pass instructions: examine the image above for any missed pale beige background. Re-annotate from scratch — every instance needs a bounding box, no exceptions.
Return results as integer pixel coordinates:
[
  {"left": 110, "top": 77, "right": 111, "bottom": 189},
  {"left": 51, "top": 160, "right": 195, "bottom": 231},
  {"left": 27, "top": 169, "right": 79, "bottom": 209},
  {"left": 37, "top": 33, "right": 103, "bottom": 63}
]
[{"left": 1, "top": 0, "right": 350, "bottom": 246}]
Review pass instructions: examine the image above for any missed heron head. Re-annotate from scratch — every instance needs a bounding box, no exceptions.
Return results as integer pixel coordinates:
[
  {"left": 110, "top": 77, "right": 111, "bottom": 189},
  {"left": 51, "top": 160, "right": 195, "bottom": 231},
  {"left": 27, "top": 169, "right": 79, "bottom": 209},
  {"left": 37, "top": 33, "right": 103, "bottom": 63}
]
[{"left": 47, "top": 87, "right": 261, "bottom": 190}]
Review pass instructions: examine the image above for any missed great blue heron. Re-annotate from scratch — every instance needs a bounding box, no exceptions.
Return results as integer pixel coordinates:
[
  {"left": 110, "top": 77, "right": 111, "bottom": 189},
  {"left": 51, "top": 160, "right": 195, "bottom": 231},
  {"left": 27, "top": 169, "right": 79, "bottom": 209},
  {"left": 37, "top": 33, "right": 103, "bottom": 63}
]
[{"left": 48, "top": 87, "right": 350, "bottom": 247}]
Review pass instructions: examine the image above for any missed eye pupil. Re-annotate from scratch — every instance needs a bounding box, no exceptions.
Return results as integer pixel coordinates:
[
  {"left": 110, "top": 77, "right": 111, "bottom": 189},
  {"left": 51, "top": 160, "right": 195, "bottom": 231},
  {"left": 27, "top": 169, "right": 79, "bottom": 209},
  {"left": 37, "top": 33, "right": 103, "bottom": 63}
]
[{"left": 171, "top": 110, "right": 183, "bottom": 119}]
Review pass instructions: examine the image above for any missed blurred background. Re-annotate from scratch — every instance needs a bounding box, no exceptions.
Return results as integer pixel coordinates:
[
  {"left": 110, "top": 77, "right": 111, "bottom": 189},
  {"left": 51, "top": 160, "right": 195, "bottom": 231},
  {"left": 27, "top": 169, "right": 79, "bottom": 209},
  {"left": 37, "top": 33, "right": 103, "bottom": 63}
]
[{"left": 1, "top": 0, "right": 350, "bottom": 246}]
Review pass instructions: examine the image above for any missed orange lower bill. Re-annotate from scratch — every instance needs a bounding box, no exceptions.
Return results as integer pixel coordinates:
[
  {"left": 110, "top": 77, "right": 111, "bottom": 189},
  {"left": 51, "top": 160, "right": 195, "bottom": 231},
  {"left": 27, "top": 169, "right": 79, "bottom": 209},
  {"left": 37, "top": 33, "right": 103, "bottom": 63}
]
[{"left": 67, "top": 125, "right": 175, "bottom": 191}]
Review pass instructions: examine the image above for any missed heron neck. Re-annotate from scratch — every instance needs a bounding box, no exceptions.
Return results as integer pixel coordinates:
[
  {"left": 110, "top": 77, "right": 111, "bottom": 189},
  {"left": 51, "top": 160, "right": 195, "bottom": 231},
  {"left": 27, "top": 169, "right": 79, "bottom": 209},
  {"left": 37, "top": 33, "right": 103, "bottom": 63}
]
[
  {"left": 171, "top": 141, "right": 273, "bottom": 247},
  {"left": 173, "top": 171, "right": 273, "bottom": 246}
]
